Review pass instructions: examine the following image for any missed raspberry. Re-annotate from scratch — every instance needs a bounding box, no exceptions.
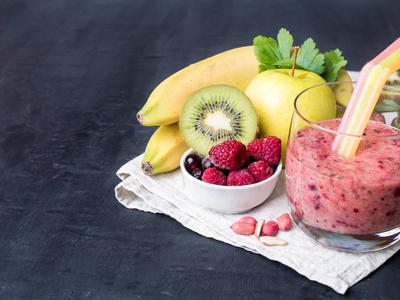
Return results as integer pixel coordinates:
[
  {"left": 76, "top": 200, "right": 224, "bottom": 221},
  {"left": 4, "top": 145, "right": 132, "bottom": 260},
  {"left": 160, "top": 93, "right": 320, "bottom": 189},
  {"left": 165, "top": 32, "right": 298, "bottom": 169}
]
[
  {"left": 209, "top": 140, "right": 250, "bottom": 171},
  {"left": 227, "top": 169, "right": 254, "bottom": 186},
  {"left": 247, "top": 160, "right": 273, "bottom": 183},
  {"left": 247, "top": 136, "right": 281, "bottom": 166},
  {"left": 202, "top": 167, "right": 226, "bottom": 185}
]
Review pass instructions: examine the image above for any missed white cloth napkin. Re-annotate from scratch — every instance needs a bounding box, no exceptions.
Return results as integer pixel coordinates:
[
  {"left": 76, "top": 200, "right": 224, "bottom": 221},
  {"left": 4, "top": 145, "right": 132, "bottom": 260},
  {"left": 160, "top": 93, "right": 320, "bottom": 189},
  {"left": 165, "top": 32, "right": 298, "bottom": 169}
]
[
  {"left": 115, "top": 155, "right": 400, "bottom": 294},
  {"left": 114, "top": 71, "right": 400, "bottom": 294}
]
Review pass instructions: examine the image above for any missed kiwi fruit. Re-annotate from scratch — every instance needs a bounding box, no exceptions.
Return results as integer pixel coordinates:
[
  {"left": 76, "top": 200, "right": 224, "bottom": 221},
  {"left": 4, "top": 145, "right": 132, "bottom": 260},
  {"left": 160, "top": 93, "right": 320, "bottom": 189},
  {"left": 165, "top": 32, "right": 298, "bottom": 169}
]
[
  {"left": 391, "top": 116, "right": 400, "bottom": 128},
  {"left": 379, "top": 69, "right": 400, "bottom": 104},
  {"left": 179, "top": 84, "right": 258, "bottom": 156}
]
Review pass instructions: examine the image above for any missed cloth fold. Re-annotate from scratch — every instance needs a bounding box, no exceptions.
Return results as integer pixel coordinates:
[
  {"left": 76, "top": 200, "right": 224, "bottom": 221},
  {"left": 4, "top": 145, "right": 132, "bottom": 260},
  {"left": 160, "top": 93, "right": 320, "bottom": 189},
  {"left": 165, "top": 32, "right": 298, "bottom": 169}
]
[
  {"left": 115, "top": 71, "right": 400, "bottom": 294},
  {"left": 115, "top": 154, "right": 400, "bottom": 294}
]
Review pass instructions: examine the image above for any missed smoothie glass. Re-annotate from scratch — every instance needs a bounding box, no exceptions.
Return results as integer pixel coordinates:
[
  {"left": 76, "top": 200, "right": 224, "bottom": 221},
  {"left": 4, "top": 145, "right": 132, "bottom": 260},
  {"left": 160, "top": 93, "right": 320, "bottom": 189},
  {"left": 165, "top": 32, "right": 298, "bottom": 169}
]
[{"left": 286, "top": 81, "right": 400, "bottom": 252}]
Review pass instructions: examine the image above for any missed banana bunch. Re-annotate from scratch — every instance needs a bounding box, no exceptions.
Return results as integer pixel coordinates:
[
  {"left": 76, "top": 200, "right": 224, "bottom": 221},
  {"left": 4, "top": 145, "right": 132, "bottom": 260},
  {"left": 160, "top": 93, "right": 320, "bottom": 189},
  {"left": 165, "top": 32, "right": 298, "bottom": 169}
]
[
  {"left": 136, "top": 46, "right": 259, "bottom": 126},
  {"left": 139, "top": 45, "right": 260, "bottom": 175},
  {"left": 141, "top": 123, "right": 189, "bottom": 175}
]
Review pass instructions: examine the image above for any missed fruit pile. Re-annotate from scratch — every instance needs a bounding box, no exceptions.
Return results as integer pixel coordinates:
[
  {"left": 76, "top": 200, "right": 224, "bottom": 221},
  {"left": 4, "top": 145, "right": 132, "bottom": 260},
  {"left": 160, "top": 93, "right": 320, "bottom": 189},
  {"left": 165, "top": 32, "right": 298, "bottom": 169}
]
[
  {"left": 137, "top": 28, "right": 351, "bottom": 176},
  {"left": 184, "top": 136, "right": 281, "bottom": 186}
]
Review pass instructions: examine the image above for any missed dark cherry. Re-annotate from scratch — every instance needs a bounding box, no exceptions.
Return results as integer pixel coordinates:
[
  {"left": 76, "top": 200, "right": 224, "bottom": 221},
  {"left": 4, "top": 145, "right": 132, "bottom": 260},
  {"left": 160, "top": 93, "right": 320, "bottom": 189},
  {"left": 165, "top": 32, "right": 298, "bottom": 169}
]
[
  {"left": 184, "top": 153, "right": 202, "bottom": 173},
  {"left": 191, "top": 168, "right": 203, "bottom": 180},
  {"left": 201, "top": 156, "right": 214, "bottom": 170}
]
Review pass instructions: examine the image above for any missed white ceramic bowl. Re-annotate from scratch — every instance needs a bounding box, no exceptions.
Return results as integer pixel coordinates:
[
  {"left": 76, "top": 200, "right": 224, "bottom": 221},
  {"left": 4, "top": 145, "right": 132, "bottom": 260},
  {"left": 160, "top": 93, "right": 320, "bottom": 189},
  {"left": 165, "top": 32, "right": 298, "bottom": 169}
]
[{"left": 180, "top": 149, "right": 282, "bottom": 214}]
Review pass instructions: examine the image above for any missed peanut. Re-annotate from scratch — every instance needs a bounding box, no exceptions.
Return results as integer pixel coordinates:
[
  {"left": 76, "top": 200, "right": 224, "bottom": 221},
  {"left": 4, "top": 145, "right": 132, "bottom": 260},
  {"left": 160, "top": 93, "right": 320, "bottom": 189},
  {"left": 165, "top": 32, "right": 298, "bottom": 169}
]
[
  {"left": 259, "top": 236, "right": 287, "bottom": 246},
  {"left": 230, "top": 222, "right": 255, "bottom": 235},
  {"left": 261, "top": 220, "right": 279, "bottom": 236},
  {"left": 254, "top": 219, "right": 265, "bottom": 239},
  {"left": 277, "top": 213, "right": 291, "bottom": 231},
  {"left": 238, "top": 216, "right": 257, "bottom": 226}
]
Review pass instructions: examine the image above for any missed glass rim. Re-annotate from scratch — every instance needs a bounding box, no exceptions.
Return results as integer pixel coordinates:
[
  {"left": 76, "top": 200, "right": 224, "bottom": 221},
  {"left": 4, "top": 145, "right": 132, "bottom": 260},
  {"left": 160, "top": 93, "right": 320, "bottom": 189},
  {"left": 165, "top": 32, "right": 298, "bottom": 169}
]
[{"left": 293, "top": 80, "right": 400, "bottom": 140}]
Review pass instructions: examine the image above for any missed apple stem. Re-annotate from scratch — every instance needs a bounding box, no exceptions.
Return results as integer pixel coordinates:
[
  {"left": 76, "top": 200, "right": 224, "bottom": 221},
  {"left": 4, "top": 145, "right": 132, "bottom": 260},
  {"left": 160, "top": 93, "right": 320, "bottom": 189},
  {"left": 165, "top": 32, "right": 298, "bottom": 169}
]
[{"left": 291, "top": 46, "right": 300, "bottom": 76}]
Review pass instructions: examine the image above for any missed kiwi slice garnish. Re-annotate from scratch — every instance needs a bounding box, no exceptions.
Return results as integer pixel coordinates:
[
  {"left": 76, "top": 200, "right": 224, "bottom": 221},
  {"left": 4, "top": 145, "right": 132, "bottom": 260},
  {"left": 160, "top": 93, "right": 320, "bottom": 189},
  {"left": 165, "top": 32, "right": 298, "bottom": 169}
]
[{"left": 179, "top": 84, "right": 258, "bottom": 156}]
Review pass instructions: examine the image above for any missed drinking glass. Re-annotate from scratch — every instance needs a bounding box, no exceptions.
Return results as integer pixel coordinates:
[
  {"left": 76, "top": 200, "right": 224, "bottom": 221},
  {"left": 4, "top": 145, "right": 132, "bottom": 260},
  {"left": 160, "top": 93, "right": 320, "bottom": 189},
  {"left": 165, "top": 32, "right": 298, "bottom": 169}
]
[{"left": 286, "top": 81, "right": 400, "bottom": 252}]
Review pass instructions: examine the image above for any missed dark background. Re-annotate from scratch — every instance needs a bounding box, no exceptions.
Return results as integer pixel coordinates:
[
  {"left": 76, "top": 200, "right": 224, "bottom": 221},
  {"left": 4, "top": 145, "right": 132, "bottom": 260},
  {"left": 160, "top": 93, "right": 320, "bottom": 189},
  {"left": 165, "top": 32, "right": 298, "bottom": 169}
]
[{"left": 1, "top": 0, "right": 400, "bottom": 299}]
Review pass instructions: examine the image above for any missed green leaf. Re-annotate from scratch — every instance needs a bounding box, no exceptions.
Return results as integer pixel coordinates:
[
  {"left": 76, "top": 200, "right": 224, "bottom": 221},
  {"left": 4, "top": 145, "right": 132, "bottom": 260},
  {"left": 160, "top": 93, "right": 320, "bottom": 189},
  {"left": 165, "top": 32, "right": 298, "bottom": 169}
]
[
  {"left": 253, "top": 35, "right": 281, "bottom": 65},
  {"left": 374, "top": 99, "right": 400, "bottom": 112},
  {"left": 277, "top": 28, "right": 293, "bottom": 59},
  {"left": 252, "top": 28, "right": 348, "bottom": 82},
  {"left": 322, "top": 49, "right": 347, "bottom": 82},
  {"left": 258, "top": 64, "right": 276, "bottom": 72},
  {"left": 272, "top": 58, "right": 294, "bottom": 69},
  {"left": 296, "top": 38, "right": 325, "bottom": 74}
]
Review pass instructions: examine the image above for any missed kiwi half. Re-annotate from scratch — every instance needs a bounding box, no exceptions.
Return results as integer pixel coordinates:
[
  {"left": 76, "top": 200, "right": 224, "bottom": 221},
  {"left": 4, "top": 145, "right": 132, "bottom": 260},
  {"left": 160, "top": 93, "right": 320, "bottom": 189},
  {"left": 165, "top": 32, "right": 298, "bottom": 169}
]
[
  {"left": 179, "top": 84, "right": 258, "bottom": 156},
  {"left": 381, "top": 69, "right": 400, "bottom": 104}
]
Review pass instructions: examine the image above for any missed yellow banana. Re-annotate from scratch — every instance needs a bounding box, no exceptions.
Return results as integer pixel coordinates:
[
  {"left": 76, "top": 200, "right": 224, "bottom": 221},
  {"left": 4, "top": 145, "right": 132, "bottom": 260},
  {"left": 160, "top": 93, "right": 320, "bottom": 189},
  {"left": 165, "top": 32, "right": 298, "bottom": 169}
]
[
  {"left": 141, "top": 123, "right": 190, "bottom": 175},
  {"left": 136, "top": 46, "right": 259, "bottom": 126}
]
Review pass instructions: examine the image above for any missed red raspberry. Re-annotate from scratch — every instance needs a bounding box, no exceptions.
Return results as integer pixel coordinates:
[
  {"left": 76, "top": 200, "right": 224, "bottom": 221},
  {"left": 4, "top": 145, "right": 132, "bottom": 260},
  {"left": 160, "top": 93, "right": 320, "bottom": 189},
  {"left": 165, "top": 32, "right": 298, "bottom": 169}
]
[
  {"left": 247, "top": 160, "right": 273, "bottom": 183},
  {"left": 247, "top": 136, "right": 281, "bottom": 166},
  {"left": 227, "top": 169, "right": 254, "bottom": 186},
  {"left": 202, "top": 167, "right": 226, "bottom": 185},
  {"left": 209, "top": 140, "right": 250, "bottom": 171}
]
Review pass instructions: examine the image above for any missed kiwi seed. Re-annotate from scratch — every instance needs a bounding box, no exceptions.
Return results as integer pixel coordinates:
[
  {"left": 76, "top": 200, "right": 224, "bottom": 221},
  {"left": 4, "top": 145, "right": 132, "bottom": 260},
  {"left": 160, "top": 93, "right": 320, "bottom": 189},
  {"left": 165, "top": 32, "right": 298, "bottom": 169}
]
[{"left": 179, "top": 84, "right": 258, "bottom": 156}]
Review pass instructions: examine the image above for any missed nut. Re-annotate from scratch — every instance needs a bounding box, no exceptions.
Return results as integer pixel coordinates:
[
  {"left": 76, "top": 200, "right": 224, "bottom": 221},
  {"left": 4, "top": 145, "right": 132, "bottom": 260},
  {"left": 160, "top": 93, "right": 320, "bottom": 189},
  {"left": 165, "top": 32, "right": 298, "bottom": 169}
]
[
  {"left": 261, "top": 220, "right": 279, "bottom": 236},
  {"left": 254, "top": 219, "right": 265, "bottom": 239},
  {"left": 238, "top": 216, "right": 257, "bottom": 226},
  {"left": 277, "top": 213, "right": 291, "bottom": 231},
  {"left": 230, "top": 222, "right": 255, "bottom": 235},
  {"left": 259, "top": 236, "right": 287, "bottom": 246}
]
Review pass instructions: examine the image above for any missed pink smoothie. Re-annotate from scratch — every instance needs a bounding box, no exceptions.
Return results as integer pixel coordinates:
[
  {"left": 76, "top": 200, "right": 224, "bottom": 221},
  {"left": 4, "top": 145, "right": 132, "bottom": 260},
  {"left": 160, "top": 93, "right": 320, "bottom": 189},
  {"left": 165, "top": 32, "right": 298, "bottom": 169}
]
[{"left": 286, "top": 119, "right": 400, "bottom": 234}]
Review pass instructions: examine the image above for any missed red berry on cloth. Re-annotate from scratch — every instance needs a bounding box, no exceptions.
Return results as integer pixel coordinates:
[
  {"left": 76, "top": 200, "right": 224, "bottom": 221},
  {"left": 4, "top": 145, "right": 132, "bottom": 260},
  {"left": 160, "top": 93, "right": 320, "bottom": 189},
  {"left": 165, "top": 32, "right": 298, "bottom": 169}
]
[
  {"left": 209, "top": 140, "right": 250, "bottom": 171},
  {"left": 247, "top": 136, "right": 281, "bottom": 166},
  {"left": 247, "top": 160, "right": 274, "bottom": 182},
  {"left": 227, "top": 169, "right": 254, "bottom": 186},
  {"left": 202, "top": 167, "right": 226, "bottom": 185}
]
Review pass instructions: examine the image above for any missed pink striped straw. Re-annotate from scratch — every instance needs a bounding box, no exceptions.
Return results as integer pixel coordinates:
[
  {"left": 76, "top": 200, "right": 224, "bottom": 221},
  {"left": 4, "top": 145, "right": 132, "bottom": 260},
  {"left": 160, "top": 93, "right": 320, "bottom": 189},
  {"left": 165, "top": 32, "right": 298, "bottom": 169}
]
[{"left": 332, "top": 37, "right": 400, "bottom": 154}]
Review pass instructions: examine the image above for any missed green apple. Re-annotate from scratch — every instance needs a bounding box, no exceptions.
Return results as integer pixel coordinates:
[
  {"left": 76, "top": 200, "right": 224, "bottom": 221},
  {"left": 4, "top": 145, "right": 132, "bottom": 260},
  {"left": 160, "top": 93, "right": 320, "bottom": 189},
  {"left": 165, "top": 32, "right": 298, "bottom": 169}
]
[
  {"left": 245, "top": 69, "right": 336, "bottom": 166},
  {"left": 332, "top": 68, "right": 353, "bottom": 107}
]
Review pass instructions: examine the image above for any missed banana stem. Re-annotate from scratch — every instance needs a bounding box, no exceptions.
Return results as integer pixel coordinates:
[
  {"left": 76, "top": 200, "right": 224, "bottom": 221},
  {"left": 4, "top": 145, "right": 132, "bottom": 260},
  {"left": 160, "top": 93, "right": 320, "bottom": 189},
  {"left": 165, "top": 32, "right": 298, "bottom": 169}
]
[
  {"left": 291, "top": 46, "right": 300, "bottom": 77},
  {"left": 141, "top": 161, "right": 153, "bottom": 175},
  {"left": 136, "top": 112, "right": 144, "bottom": 125}
]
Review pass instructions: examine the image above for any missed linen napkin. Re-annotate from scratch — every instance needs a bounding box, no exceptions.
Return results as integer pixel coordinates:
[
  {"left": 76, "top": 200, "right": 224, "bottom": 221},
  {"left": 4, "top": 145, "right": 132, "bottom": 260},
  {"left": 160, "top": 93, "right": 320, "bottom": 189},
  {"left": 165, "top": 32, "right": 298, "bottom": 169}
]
[{"left": 114, "top": 71, "right": 400, "bottom": 294}]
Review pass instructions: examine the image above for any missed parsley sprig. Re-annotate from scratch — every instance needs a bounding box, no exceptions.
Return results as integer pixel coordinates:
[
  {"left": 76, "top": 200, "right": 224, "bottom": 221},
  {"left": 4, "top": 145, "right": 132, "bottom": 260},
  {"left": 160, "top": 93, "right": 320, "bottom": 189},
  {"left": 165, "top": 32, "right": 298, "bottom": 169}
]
[{"left": 253, "top": 28, "right": 347, "bottom": 82}]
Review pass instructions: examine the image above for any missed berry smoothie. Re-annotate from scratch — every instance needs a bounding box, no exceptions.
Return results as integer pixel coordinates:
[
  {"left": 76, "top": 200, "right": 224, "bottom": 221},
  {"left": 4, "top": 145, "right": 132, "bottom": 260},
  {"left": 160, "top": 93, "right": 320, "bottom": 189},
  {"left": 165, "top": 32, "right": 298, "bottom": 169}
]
[{"left": 286, "top": 119, "right": 400, "bottom": 234}]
